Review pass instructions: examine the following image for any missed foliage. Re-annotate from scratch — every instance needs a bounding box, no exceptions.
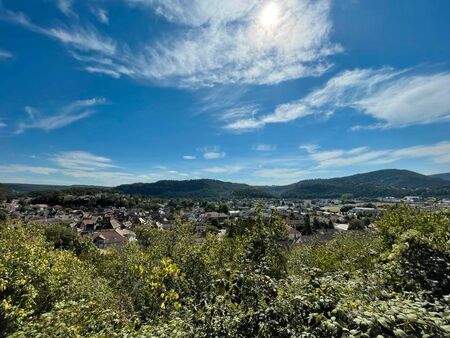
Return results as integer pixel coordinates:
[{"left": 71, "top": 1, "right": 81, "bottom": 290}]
[{"left": 1, "top": 206, "right": 449, "bottom": 337}]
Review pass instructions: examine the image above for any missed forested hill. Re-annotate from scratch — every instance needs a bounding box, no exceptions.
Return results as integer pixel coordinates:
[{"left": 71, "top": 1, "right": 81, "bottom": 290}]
[
  {"left": 116, "top": 169, "right": 450, "bottom": 199},
  {"left": 2, "top": 169, "right": 450, "bottom": 199},
  {"left": 276, "top": 169, "right": 450, "bottom": 198},
  {"left": 115, "top": 179, "right": 273, "bottom": 199},
  {"left": 430, "top": 172, "right": 450, "bottom": 181}
]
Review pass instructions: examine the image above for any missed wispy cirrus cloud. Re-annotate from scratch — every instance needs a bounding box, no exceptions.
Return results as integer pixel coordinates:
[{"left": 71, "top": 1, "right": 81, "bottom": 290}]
[
  {"left": 52, "top": 150, "right": 117, "bottom": 171},
  {"left": 0, "top": 49, "right": 12, "bottom": 59},
  {"left": 16, "top": 98, "right": 106, "bottom": 134},
  {"left": 183, "top": 155, "right": 196, "bottom": 160},
  {"left": 1, "top": 0, "right": 340, "bottom": 87},
  {"left": 300, "top": 141, "right": 450, "bottom": 169},
  {"left": 1, "top": 7, "right": 116, "bottom": 54},
  {"left": 225, "top": 68, "right": 450, "bottom": 131},
  {"left": 0, "top": 165, "right": 58, "bottom": 175},
  {"left": 201, "top": 165, "right": 243, "bottom": 174},
  {"left": 91, "top": 7, "right": 109, "bottom": 24},
  {"left": 253, "top": 144, "right": 277, "bottom": 151},
  {"left": 54, "top": 0, "right": 76, "bottom": 17},
  {"left": 122, "top": 0, "right": 340, "bottom": 87}
]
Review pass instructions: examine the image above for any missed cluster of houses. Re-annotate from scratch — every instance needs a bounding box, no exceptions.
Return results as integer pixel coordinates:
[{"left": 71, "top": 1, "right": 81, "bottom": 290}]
[{"left": 1, "top": 193, "right": 447, "bottom": 249}]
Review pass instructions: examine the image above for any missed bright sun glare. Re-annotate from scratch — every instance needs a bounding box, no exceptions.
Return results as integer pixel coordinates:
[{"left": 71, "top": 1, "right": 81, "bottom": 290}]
[{"left": 258, "top": 2, "right": 280, "bottom": 29}]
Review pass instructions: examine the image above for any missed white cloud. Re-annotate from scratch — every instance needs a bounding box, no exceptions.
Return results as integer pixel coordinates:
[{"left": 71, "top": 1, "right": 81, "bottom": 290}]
[
  {"left": 224, "top": 118, "right": 264, "bottom": 131},
  {"left": 196, "top": 146, "right": 226, "bottom": 159},
  {"left": 203, "top": 151, "right": 226, "bottom": 160},
  {"left": 0, "top": 121, "right": 6, "bottom": 128},
  {"left": 127, "top": 0, "right": 339, "bottom": 87},
  {"left": 1, "top": 0, "right": 339, "bottom": 87},
  {"left": 306, "top": 141, "right": 450, "bottom": 169},
  {"left": 16, "top": 98, "right": 106, "bottom": 133},
  {"left": 0, "top": 49, "right": 12, "bottom": 59},
  {"left": 54, "top": 0, "right": 77, "bottom": 17},
  {"left": 299, "top": 143, "right": 319, "bottom": 153},
  {"left": 48, "top": 26, "right": 116, "bottom": 55},
  {"left": 253, "top": 144, "right": 276, "bottom": 151},
  {"left": 226, "top": 68, "right": 450, "bottom": 131},
  {"left": 91, "top": 7, "right": 109, "bottom": 24},
  {"left": 1, "top": 8, "right": 116, "bottom": 54},
  {"left": 183, "top": 155, "right": 196, "bottom": 160},
  {"left": 202, "top": 165, "right": 243, "bottom": 174},
  {"left": 0, "top": 165, "right": 58, "bottom": 175},
  {"left": 52, "top": 151, "right": 116, "bottom": 171},
  {"left": 221, "top": 105, "right": 259, "bottom": 122}
]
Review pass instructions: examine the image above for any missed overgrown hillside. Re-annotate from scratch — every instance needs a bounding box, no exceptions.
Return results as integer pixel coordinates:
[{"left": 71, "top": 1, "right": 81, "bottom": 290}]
[{"left": 1, "top": 206, "right": 449, "bottom": 337}]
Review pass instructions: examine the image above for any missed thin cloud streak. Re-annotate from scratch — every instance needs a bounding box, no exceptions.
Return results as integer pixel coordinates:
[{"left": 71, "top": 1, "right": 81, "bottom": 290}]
[
  {"left": 300, "top": 141, "right": 450, "bottom": 169},
  {"left": 16, "top": 98, "right": 107, "bottom": 134},
  {"left": 225, "top": 68, "right": 450, "bottom": 131},
  {"left": 0, "top": 49, "right": 12, "bottom": 59}
]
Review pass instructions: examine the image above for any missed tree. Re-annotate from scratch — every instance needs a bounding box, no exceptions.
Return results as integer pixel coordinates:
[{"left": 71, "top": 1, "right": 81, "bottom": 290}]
[
  {"left": 312, "top": 217, "right": 320, "bottom": 230},
  {"left": 303, "top": 214, "right": 312, "bottom": 235},
  {"left": 348, "top": 218, "right": 364, "bottom": 230},
  {"left": 0, "top": 209, "right": 9, "bottom": 222},
  {"left": 218, "top": 203, "right": 229, "bottom": 214}
]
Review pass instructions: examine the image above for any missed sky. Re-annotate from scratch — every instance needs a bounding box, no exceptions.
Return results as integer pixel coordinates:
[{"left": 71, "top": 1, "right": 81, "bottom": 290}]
[{"left": 0, "top": 0, "right": 449, "bottom": 186}]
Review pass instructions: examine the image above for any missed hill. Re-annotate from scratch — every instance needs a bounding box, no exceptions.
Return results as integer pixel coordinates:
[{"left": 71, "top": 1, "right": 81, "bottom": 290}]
[
  {"left": 429, "top": 172, "right": 450, "bottom": 181},
  {"left": 3, "top": 183, "right": 72, "bottom": 193},
  {"left": 0, "top": 184, "right": 12, "bottom": 199},
  {"left": 3, "top": 169, "right": 450, "bottom": 199},
  {"left": 3, "top": 183, "right": 110, "bottom": 194},
  {"left": 279, "top": 169, "right": 450, "bottom": 198},
  {"left": 115, "top": 179, "right": 272, "bottom": 199},
  {"left": 116, "top": 169, "right": 450, "bottom": 199}
]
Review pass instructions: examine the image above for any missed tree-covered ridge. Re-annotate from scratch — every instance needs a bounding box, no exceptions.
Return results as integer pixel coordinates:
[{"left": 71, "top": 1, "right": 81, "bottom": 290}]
[
  {"left": 116, "top": 169, "right": 450, "bottom": 199},
  {"left": 430, "top": 173, "right": 450, "bottom": 181},
  {"left": 3, "top": 169, "right": 450, "bottom": 199},
  {"left": 1, "top": 206, "right": 449, "bottom": 337},
  {"left": 277, "top": 169, "right": 450, "bottom": 198},
  {"left": 115, "top": 179, "right": 272, "bottom": 199}
]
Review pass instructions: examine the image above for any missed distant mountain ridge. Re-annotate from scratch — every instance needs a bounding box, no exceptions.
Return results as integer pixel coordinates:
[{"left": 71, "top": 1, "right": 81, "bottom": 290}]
[
  {"left": 2, "top": 169, "right": 450, "bottom": 199},
  {"left": 429, "top": 173, "right": 450, "bottom": 181},
  {"left": 274, "top": 169, "right": 450, "bottom": 198},
  {"left": 116, "top": 169, "right": 450, "bottom": 199}
]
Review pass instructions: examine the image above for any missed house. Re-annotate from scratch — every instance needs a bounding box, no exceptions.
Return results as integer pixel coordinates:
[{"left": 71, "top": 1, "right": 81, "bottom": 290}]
[
  {"left": 348, "top": 207, "right": 377, "bottom": 215},
  {"left": 201, "top": 212, "right": 229, "bottom": 225},
  {"left": 78, "top": 217, "right": 98, "bottom": 232},
  {"left": 286, "top": 226, "right": 301, "bottom": 241},
  {"left": 102, "top": 217, "right": 122, "bottom": 230},
  {"left": 115, "top": 228, "right": 137, "bottom": 241},
  {"left": 90, "top": 229, "right": 128, "bottom": 249},
  {"left": 403, "top": 196, "right": 421, "bottom": 203}
]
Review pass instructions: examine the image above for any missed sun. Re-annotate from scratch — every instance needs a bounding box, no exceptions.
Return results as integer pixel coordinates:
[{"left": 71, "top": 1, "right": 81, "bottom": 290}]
[{"left": 258, "top": 2, "right": 281, "bottom": 29}]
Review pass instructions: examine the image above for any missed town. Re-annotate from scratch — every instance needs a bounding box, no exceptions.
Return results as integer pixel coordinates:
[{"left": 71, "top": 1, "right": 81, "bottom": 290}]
[{"left": 2, "top": 188, "right": 449, "bottom": 249}]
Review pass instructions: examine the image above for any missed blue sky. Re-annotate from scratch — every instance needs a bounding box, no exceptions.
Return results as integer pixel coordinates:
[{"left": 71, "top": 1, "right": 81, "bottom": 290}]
[{"left": 0, "top": 0, "right": 449, "bottom": 186}]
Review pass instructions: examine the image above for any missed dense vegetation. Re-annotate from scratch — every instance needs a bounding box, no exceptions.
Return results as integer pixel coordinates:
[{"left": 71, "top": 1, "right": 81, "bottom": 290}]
[
  {"left": 115, "top": 179, "right": 272, "bottom": 199},
  {"left": 277, "top": 169, "right": 450, "bottom": 198},
  {"left": 116, "top": 169, "right": 450, "bottom": 199},
  {"left": 1, "top": 206, "right": 449, "bottom": 337}
]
